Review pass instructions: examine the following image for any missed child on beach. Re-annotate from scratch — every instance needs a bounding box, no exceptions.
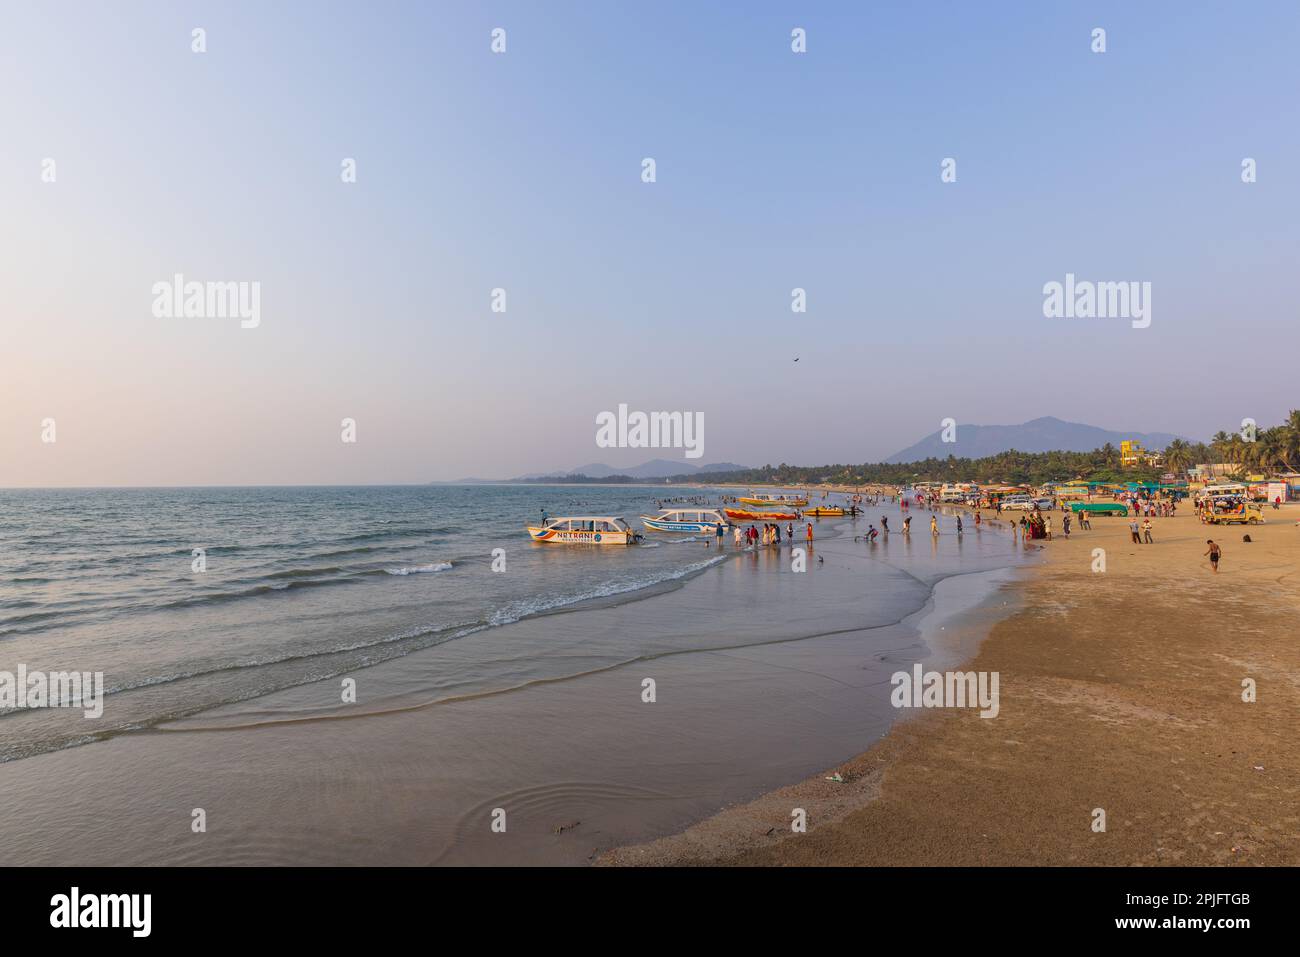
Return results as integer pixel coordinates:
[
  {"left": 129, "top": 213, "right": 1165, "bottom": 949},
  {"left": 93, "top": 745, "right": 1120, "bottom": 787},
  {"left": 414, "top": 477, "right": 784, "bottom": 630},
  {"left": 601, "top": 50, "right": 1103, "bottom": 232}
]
[{"left": 930, "top": 516, "right": 939, "bottom": 536}]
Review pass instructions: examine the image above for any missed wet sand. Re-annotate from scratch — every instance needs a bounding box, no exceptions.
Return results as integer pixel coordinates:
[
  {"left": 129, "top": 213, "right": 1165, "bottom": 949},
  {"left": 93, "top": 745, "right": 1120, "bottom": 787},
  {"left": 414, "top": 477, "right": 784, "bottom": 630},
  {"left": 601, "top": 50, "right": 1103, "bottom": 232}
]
[
  {"left": 600, "top": 506, "right": 1300, "bottom": 865},
  {"left": 0, "top": 512, "right": 1028, "bottom": 865}
]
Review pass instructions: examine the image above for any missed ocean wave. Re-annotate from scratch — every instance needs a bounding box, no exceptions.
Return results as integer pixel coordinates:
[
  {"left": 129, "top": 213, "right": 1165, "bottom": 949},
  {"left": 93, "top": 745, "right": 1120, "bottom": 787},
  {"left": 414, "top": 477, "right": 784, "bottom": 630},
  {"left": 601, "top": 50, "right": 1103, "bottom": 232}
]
[{"left": 384, "top": 562, "right": 453, "bottom": 576}]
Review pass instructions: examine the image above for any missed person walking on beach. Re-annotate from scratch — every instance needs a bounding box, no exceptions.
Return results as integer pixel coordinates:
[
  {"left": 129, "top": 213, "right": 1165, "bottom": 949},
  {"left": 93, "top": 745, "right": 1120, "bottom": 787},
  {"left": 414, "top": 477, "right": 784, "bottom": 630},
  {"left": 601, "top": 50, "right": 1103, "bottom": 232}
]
[
  {"left": 1062, "top": 513, "right": 1071, "bottom": 538},
  {"left": 1129, "top": 518, "right": 1141, "bottom": 544},
  {"left": 1044, "top": 515, "right": 1052, "bottom": 541},
  {"left": 806, "top": 522, "right": 814, "bottom": 545},
  {"left": 775, "top": 523, "right": 782, "bottom": 545},
  {"left": 733, "top": 525, "right": 744, "bottom": 548},
  {"left": 956, "top": 515, "right": 963, "bottom": 535},
  {"left": 1142, "top": 518, "right": 1153, "bottom": 544},
  {"left": 1204, "top": 539, "right": 1221, "bottom": 573},
  {"left": 716, "top": 522, "right": 725, "bottom": 547}
]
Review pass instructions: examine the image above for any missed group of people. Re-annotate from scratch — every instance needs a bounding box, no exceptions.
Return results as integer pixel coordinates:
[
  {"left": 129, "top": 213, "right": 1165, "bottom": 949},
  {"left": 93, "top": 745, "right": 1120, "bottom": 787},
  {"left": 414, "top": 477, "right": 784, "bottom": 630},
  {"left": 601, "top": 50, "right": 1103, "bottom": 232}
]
[
  {"left": 1010, "top": 510, "right": 1053, "bottom": 540},
  {"left": 732, "top": 522, "right": 814, "bottom": 549}
]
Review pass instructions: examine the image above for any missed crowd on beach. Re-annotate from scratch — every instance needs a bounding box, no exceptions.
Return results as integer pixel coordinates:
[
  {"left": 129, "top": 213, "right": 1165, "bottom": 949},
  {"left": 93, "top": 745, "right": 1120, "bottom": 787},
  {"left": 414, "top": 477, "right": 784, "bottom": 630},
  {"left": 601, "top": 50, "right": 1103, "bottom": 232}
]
[
  {"left": 655, "top": 477, "right": 1297, "bottom": 576},
  {"left": 730, "top": 521, "right": 815, "bottom": 548}
]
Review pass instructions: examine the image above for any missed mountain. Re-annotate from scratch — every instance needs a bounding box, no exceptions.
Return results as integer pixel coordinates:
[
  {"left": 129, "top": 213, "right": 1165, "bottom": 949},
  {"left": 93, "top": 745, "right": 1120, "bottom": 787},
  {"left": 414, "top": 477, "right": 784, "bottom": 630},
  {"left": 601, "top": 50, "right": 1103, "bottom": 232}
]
[
  {"left": 885, "top": 416, "right": 1190, "bottom": 463},
  {"left": 510, "top": 459, "right": 751, "bottom": 481}
]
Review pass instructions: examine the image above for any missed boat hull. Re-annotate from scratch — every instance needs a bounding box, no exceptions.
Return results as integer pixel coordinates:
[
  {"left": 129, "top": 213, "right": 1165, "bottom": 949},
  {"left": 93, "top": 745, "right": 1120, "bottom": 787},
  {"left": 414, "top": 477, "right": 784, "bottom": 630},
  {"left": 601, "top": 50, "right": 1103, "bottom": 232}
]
[
  {"left": 526, "top": 526, "right": 634, "bottom": 544},
  {"left": 641, "top": 518, "right": 725, "bottom": 533},
  {"left": 724, "top": 508, "right": 800, "bottom": 522},
  {"left": 738, "top": 496, "right": 809, "bottom": 507}
]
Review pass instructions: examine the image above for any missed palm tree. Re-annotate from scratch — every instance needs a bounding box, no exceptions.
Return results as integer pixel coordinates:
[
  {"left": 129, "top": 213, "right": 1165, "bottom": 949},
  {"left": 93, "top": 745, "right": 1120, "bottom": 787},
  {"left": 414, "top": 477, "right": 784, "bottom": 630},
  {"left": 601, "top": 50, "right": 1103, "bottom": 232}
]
[{"left": 1163, "top": 438, "right": 1192, "bottom": 476}]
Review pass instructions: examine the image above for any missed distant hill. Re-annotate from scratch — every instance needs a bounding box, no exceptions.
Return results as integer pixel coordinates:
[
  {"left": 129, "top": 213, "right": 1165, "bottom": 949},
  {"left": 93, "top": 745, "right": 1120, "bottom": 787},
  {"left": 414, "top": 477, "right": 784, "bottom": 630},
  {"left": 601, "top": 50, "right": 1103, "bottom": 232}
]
[
  {"left": 505, "top": 459, "right": 752, "bottom": 482},
  {"left": 885, "top": 416, "right": 1190, "bottom": 463}
]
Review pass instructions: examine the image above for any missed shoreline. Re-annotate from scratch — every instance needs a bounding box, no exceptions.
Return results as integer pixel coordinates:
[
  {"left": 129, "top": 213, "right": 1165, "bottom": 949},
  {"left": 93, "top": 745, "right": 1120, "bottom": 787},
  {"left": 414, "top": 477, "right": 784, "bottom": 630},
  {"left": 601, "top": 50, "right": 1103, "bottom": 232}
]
[
  {"left": 600, "top": 505, "right": 1300, "bottom": 866},
  {"left": 0, "top": 505, "right": 1032, "bottom": 865}
]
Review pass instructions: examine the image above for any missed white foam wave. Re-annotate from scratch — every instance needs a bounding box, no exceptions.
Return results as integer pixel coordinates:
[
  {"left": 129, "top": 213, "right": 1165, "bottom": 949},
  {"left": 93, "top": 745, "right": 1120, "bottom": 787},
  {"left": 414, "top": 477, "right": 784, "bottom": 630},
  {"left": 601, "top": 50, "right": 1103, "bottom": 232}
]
[{"left": 384, "top": 561, "right": 453, "bottom": 576}]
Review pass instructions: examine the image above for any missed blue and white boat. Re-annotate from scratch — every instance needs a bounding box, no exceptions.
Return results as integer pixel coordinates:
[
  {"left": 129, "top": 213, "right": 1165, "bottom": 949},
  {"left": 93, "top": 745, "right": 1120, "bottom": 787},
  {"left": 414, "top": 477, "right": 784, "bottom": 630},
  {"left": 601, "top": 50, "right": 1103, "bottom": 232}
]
[{"left": 640, "top": 507, "right": 730, "bottom": 534}]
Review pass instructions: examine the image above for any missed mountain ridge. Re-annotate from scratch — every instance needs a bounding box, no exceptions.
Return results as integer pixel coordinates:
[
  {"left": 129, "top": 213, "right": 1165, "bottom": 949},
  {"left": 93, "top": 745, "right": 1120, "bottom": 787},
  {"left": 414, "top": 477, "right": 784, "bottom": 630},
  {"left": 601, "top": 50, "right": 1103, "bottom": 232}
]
[{"left": 885, "top": 416, "right": 1192, "bottom": 463}]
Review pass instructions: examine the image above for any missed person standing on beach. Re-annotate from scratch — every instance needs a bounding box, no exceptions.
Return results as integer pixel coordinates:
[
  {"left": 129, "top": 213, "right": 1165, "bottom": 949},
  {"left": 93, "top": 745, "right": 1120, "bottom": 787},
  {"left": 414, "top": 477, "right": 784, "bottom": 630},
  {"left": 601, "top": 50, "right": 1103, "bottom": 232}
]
[
  {"left": 881, "top": 516, "right": 889, "bottom": 532},
  {"left": 1142, "top": 518, "right": 1153, "bottom": 544},
  {"left": 930, "top": 516, "right": 938, "bottom": 536},
  {"left": 956, "top": 515, "right": 963, "bottom": 535},
  {"left": 1062, "top": 513, "right": 1071, "bottom": 538},
  {"left": 806, "top": 522, "right": 814, "bottom": 545},
  {"left": 716, "top": 522, "right": 725, "bottom": 547},
  {"left": 786, "top": 521, "right": 794, "bottom": 543},
  {"left": 1044, "top": 514, "right": 1052, "bottom": 540},
  {"left": 1129, "top": 518, "right": 1141, "bottom": 544},
  {"left": 1079, "top": 510, "right": 1091, "bottom": 531},
  {"left": 734, "top": 525, "right": 744, "bottom": 548},
  {"left": 1204, "top": 539, "right": 1221, "bottom": 573}
]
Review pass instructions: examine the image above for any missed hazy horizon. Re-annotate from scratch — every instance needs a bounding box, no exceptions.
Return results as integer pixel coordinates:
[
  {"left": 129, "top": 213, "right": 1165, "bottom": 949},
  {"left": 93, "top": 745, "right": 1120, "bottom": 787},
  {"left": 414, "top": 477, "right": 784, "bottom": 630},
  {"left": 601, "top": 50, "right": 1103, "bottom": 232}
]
[{"left": 5, "top": 2, "right": 1298, "bottom": 487}]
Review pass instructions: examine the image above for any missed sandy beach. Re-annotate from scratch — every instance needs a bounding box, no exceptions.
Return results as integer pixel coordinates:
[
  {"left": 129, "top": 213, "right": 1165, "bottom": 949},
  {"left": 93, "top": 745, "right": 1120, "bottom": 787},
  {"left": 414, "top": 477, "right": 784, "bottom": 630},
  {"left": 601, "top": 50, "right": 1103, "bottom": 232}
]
[{"left": 601, "top": 504, "right": 1300, "bottom": 865}]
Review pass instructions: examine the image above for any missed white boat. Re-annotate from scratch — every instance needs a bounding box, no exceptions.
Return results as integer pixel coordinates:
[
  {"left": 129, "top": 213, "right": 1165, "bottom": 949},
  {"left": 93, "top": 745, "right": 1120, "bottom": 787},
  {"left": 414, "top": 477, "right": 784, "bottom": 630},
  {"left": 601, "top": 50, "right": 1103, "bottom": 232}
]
[
  {"left": 640, "top": 508, "right": 730, "bottom": 533},
  {"left": 525, "top": 516, "right": 638, "bottom": 545}
]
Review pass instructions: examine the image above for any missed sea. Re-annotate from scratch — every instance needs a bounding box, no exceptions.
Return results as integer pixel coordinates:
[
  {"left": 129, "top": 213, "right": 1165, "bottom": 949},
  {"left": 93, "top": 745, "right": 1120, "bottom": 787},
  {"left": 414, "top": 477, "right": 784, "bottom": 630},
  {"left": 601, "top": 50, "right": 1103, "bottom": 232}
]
[{"left": 0, "top": 484, "right": 1037, "bottom": 864}]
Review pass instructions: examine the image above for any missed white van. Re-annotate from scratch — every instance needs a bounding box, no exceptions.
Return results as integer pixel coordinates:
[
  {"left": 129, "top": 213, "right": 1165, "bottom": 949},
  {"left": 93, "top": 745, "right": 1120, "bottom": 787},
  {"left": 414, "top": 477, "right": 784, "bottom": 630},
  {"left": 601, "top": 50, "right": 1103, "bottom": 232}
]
[{"left": 999, "top": 494, "right": 1035, "bottom": 510}]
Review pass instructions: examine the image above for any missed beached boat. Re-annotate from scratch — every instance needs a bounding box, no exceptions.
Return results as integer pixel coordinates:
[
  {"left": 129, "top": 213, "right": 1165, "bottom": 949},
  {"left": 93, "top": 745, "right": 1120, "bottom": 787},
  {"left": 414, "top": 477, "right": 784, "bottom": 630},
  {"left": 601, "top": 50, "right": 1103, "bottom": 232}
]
[
  {"left": 640, "top": 508, "right": 730, "bottom": 533},
  {"left": 724, "top": 507, "right": 800, "bottom": 522},
  {"left": 803, "top": 506, "right": 847, "bottom": 517},
  {"left": 738, "top": 493, "right": 809, "bottom": 507},
  {"left": 526, "top": 516, "right": 638, "bottom": 544}
]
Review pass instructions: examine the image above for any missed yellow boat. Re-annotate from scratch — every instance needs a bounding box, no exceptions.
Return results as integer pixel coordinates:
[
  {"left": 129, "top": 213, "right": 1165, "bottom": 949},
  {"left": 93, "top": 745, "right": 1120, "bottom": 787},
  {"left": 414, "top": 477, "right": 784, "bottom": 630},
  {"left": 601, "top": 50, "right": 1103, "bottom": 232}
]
[
  {"left": 738, "top": 493, "right": 809, "bottom": 508},
  {"left": 803, "top": 506, "right": 846, "bottom": 517}
]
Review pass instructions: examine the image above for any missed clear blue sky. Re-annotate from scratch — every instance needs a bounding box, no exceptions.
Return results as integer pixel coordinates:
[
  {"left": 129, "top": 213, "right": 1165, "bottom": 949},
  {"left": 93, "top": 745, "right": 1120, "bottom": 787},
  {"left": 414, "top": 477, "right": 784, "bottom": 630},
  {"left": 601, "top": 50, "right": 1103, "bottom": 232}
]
[{"left": 3, "top": 1, "right": 1297, "bottom": 485}]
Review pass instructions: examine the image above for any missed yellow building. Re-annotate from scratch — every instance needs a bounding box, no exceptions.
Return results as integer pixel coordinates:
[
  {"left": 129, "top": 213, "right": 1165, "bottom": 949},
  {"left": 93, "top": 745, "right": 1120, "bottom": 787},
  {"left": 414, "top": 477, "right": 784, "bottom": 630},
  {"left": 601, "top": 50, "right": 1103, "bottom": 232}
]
[{"left": 1120, "top": 440, "right": 1144, "bottom": 468}]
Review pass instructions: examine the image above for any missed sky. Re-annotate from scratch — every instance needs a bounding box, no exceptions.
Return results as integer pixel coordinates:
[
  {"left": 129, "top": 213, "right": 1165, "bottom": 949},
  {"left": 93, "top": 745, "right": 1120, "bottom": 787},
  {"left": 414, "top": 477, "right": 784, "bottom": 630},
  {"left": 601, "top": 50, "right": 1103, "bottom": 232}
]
[{"left": 3, "top": 1, "right": 1298, "bottom": 486}]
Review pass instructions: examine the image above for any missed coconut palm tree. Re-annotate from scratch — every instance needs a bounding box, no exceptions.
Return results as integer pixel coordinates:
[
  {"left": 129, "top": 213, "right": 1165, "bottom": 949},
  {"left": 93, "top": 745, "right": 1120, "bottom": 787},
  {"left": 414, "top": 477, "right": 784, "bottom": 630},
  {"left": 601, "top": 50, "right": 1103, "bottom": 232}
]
[{"left": 1163, "top": 438, "right": 1193, "bottom": 476}]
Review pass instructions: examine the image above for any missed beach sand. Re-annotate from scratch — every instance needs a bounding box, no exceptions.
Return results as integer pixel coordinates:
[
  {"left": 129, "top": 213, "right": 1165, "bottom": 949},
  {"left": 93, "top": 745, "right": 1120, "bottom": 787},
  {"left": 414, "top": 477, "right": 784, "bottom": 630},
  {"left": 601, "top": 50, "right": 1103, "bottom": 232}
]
[{"left": 600, "top": 506, "right": 1300, "bottom": 865}]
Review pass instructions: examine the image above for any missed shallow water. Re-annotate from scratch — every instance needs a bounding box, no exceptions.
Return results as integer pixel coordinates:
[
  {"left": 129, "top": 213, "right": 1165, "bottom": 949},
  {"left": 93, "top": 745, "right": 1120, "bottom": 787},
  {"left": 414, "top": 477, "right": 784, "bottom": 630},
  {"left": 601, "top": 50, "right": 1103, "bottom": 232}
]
[{"left": 0, "top": 487, "right": 1035, "bottom": 864}]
